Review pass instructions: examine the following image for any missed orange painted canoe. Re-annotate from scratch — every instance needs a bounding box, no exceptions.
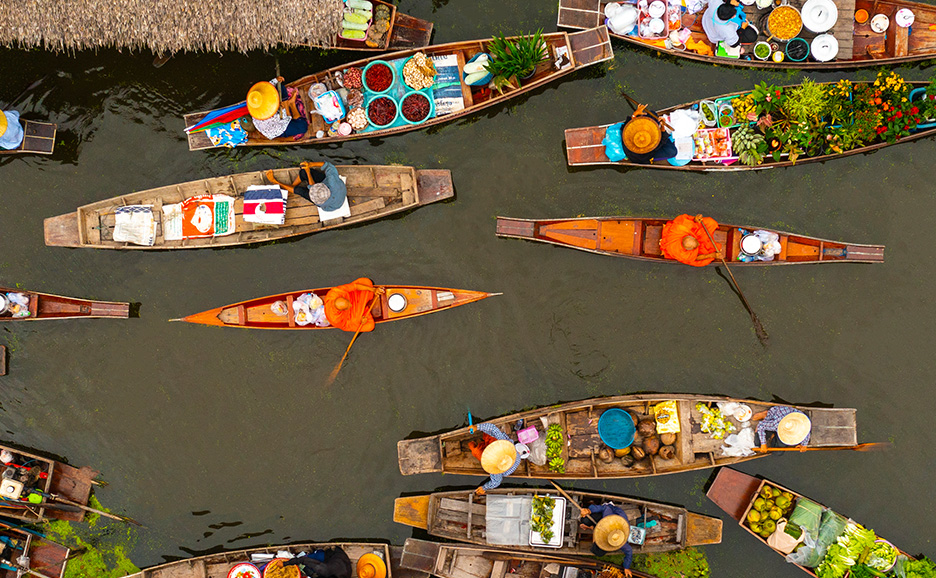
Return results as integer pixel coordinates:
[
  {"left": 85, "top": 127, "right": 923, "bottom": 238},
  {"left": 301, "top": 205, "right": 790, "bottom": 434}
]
[
  {"left": 174, "top": 284, "right": 500, "bottom": 329},
  {"left": 495, "top": 216, "right": 884, "bottom": 265}
]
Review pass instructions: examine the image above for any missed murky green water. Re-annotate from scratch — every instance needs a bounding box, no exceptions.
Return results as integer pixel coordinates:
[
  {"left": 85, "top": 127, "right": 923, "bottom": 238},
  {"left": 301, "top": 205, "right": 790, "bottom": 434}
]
[{"left": 1, "top": 0, "right": 935, "bottom": 574}]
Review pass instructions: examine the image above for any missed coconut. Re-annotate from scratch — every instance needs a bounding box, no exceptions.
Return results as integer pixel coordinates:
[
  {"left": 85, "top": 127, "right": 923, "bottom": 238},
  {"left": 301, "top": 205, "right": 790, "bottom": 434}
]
[
  {"left": 621, "top": 455, "right": 636, "bottom": 467},
  {"left": 658, "top": 445, "right": 676, "bottom": 460},
  {"left": 643, "top": 436, "right": 661, "bottom": 456},
  {"left": 614, "top": 447, "right": 631, "bottom": 457},
  {"left": 598, "top": 448, "right": 614, "bottom": 463},
  {"left": 631, "top": 446, "right": 646, "bottom": 460},
  {"left": 660, "top": 433, "right": 676, "bottom": 446},
  {"left": 637, "top": 419, "right": 657, "bottom": 437}
]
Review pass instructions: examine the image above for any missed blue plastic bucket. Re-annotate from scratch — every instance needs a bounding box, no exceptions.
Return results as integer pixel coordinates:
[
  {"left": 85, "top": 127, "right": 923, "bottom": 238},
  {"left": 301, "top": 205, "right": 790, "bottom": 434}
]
[{"left": 598, "top": 408, "right": 637, "bottom": 449}]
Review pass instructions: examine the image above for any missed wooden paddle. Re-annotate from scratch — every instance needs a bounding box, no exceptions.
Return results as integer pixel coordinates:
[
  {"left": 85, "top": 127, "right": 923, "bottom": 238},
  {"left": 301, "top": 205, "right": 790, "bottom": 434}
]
[
  {"left": 36, "top": 492, "right": 144, "bottom": 526},
  {"left": 548, "top": 480, "right": 597, "bottom": 525},
  {"left": 754, "top": 442, "right": 890, "bottom": 453},
  {"left": 696, "top": 216, "right": 769, "bottom": 347}
]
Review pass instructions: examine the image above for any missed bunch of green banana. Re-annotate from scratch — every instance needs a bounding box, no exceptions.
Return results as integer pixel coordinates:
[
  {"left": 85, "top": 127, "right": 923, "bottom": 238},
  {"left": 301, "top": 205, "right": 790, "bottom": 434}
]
[
  {"left": 545, "top": 424, "right": 565, "bottom": 473},
  {"left": 732, "top": 125, "right": 765, "bottom": 166}
]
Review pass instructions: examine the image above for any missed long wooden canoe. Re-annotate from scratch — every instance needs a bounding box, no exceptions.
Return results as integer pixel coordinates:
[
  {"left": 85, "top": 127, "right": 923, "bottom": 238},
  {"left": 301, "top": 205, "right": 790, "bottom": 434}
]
[
  {"left": 397, "top": 394, "right": 857, "bottom": 479},
  {"left": 707, "top": 468, "right": 921, "bottom": 576},
  {"left": 176, "top": 284, "right": 499, "bottom": 329},
  {"left": 558, "top": 0, "right": 936, "bottom": 69},
  {"left": 43, "top": 165, "right": 453, "bottom": 250},
  {"left": 394, "top": 488, "right": 722, "bottom": 556},
  {"left": 312, "top": 0, "right": 433, "bottom": 52},
  {"left": 124, "top": 543, "right": 395, "bottom": 578},
  {"left": 184, "top": 29, "right": 613, "bottom": 150},
  {"left": 0, "top": 287, "right": 129, "bottom": 321},
  {"left": 0, "top": 443, "right": 99, "bottom": 523},
  {"left": 398, "top": 539, "right": 661, "bottom": 578},
  {"left": 565, "top": 81, "right": 934, "bottom": 171},
  {"left": 0, "top": 520, "right": 70, "bottom": 578},
  {"left": 495, "top": 216, "right": 885, "bottom": 265},
  {"left": 0, "top": 120, "right": 55, "bottom": 156}
]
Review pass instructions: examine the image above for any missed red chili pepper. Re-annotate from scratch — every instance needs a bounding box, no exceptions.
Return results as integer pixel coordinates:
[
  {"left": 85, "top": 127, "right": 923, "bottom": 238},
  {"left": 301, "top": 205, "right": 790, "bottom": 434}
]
[{"left": 365, "top": 64, "right": 393, "bottom": 92}]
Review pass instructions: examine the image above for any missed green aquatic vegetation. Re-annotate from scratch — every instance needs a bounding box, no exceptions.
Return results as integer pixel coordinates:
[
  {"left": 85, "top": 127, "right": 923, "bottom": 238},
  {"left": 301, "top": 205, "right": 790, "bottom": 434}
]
[
  {"left": 41, "top": 496, "right": 140, "bottom": 578},
  {"left": 601, "top": 548, "right": 710, "bottom": 578}
]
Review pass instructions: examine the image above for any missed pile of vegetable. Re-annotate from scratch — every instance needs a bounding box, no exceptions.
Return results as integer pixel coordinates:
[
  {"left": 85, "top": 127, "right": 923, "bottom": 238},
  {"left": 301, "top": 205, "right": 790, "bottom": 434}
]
[
  {"left": 546, "top": 423, "right": 564, "bottom": 473},
  {"left": 816, "top": 523, "right": 877, "bottom": 578},
  {"left": 341, "top": 0, "right": 373, "bottom": 41},
  {"left": 531, "top": 495, "right": 557, "bottom": 543},
  {"left": 695, "top": 403, "right": 736, "bottom": 439},
  {"left": 732, "top": 124, "right": 765, "bottom": 167},
  {"left": 745, "top": 484, "right": 795, "bottom": 539},
  {"left": 899, "top": 556, "right": 936, "bottom": 578},
  {"left": 866, "top": 541, "right": 899, "bottom": 573}
]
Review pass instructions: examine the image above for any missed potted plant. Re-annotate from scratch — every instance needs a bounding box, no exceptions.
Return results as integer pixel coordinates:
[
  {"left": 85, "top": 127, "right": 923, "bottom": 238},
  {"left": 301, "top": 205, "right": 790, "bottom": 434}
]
[{"left": 484, "top": 29, "right": 549, "bottom": 91}]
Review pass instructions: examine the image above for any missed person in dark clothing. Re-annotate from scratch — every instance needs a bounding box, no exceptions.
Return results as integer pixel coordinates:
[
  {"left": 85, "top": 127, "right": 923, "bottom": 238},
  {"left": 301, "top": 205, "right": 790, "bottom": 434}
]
[
  {"left": 284, "top": 547, "right": 352, "bottom": 578},
  {"left": 580, "top": 504, "right": 634, "bottom": 577}
]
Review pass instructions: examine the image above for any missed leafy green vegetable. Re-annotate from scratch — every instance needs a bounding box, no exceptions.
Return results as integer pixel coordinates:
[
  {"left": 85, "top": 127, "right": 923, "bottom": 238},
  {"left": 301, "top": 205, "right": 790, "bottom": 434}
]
[
  {"left": 901, "top": 557, "right": 936, "bottom": 578},
  {"left": 816, "top": 523, "right": 877, "bottom": 578},
  {"left": 866, "top": 541, "right": 897, "bottom": 572}
]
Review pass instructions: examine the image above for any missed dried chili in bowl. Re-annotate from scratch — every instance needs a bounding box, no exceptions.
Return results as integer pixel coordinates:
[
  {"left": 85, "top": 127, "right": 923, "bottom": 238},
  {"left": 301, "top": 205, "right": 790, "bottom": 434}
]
[
  {"left": 401, "top": 93, "right": 431, "bottom": 123},
  {"left": 368, "top": 96, "right": 397, "bottom": 126},
  {"left": 364, "top": 63, "right": 393, "bottom": 92}
]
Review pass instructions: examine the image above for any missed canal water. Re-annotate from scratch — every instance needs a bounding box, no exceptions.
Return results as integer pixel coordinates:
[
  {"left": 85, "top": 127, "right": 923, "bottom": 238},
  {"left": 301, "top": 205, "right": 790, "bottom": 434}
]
[{"left": 1, "top": 0, "right": 934, "bottom": 574}]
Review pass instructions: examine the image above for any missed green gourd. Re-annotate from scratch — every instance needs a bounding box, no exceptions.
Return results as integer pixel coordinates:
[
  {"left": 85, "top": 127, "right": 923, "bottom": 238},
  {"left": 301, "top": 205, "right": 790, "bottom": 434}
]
[
  {"left": 344, "top": 12, "right": 370, "bottom": 25},
  {"left": 346, "top": 0, "right": 373, "bottom": 9},
  {"left": 342, "top": 29, "right": 367, "bottom": 39},
  {"left": 342, "top": 20, "right": 369, "bottom": 31}
]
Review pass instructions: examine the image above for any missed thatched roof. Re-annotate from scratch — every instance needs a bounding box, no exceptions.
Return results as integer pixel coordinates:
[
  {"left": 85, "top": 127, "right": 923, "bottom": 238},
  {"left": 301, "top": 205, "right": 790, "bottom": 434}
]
[{"left": 0, "top": 0, "right": 344, "bottom": 54}]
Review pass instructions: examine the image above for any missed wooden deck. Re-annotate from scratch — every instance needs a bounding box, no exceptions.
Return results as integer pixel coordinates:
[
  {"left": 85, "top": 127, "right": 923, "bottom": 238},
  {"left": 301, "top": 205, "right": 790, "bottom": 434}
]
[{"left": 0, "top": 120, "right": 56, "bottom": 156}]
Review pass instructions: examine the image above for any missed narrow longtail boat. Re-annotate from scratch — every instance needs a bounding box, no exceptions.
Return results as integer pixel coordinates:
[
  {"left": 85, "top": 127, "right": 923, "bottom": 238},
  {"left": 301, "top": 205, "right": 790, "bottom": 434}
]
[
  {"left": 394, "top": 488, "right": 722, "bottom": 555},
  {"left": 397, "top": 394, "right": 858, "bottom": 479},
  {"left": 0, "top": 286, "right": 129, "bottom": 321},
  {"left": 0, "top": 120, "right": 55, "bottom": 156},
  {"left": 397, "top": 539, "right": 663, "bottom": 578},
  {"left": 43, "top": 165, "right": 453, "bottom": 250},
  {"left": 0, "top": 443, "right": 99, "bottom": 523},
  {"left": 564, "top": 81, "right": 935, "bottom": 171},
  {"left": 707, "top": 468, "right": 925, "bottom": 576},
  {"left": 124, "top": 543, "right": 401, "bottom": 578},
  {"left": 184, "top": 29, "right": 613, "bottom": 151},
  {"left": 312, "top": 0, "right": 434, "bottom": 52},
  {"left": 175, "top": 285, "right": 499, "bottom": 329},
  {"left": 557, "top": 0, "right": 936, "bottom": 69},
  {"left": 0, "top": 520, "right": 70, "bottom": 578},
  {"left": 495, "top": 216, "right": 884, "bottom": 265}
]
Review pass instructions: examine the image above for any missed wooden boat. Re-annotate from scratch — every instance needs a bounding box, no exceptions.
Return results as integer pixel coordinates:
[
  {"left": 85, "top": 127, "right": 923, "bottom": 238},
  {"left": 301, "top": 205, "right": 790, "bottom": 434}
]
[
  {"left": 0, "top": 443, "right": 99, "bottom": 523},
  {"left": 0, "top": 120, "right": 55, "bottom": 156},
  {"left": 564, "top": 81, "right": 934, "bottom": 171},
  {"left": 397, "top": 394, "right": 858, "bottom": 479},
  {"left": 312, "top": 0, "right": 433, "bottom": 52},
  {"left": 495, "top": 216, "right": 885, "bottom": 265},
  {"left": 43, "top": 165, "right": 453, "bottom": 250},
  {"left": 175, "top": 285, "right": 499, "bottom": 329},
  {"left": 398, "top": 539, "right": 662, "bottom": 578},
  {"left": 184, "top": 29, "right": 613, "bottom": 151},
  {"left": 0, "top": 520, "right": 70, "bottom": 578},
  {"left": 558, "top": 0, "right": 936, "bottom": 69},
  {"left": 394, "top": 488, "right": 722, "bottom": 556},
  {"left": 707, "top": 468, "right": 922, "bottom": 576},
  {"left": 0, "top": 287, "right": 129, "bottom": 321},
  {"left": 124, "top": 542, "right": 398, "bottom": 578}
]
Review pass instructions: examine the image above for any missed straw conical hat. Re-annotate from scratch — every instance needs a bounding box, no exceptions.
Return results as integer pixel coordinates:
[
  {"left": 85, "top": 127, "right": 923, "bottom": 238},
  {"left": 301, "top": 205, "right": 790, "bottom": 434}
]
[
  {"left": 777, "top": 412, "right": 811, "bottom": 446},
  {"left": 622, "top": 116, "right": 661, "bottom": 154},
  {"left": 480, "top": 439, "right": 517, "bottom": 474},
  {"left": 0, "top": 112, "right": 7, "bottom": 138},
  {"left": 247, "top": 82, "right": 280, "bottom": 120},
  {"left": 594, "top": 514, "right": 630, "bottom": 552},
  {"left": 357, "top": 553, "right": 387, "bottom": 578}
]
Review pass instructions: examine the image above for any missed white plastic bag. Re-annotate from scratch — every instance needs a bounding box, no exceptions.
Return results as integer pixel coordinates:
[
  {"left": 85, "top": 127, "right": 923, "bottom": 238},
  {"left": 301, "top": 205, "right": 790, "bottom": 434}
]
[
  {"left": 721, "top": 426, "right": 756, "bottom": 457},
  {"left": 667, "top": 108, "right": 702, "bottom": 138},
  {"left": 528, "top": 437, "right": 547, "bottom": 466}
]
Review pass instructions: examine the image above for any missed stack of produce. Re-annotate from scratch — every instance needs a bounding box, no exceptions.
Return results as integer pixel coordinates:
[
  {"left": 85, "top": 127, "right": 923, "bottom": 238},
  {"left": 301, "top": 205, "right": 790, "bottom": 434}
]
[
  {"left": 531, "top": 495, "right": 557, "bottom": 543},
  {"left": 367, "top": 4, "right": 393, "bottom": 48},
  {"left": 745, "top": 484, "right": 795, "bottom": 539},
  {"left": 341, "top": 0, "right": 373, "bottom": 41},
  {"left": 545, "top": 424, "right": 564, "bottom": 472},
  {"left": 403, "top": 52, "right": 436, "bottom": 90}
]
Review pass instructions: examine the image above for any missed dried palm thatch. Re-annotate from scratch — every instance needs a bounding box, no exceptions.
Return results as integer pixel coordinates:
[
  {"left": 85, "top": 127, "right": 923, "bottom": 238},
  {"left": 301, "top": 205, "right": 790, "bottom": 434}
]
[{"left": 0, "top": 0, "right": 345, "bottom": 55}]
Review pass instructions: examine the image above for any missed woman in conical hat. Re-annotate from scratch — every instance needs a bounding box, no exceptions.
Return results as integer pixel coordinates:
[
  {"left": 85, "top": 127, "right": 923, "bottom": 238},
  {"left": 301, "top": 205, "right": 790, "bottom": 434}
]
[
  {"left": 753, "top": 406, "right": 812, "bottom": 451},
  {"left": 0, "top": 110, "right": 25, "bottom": 151},
  {"left": 471, "top": 423, "right": 521, "bottom": 496}
]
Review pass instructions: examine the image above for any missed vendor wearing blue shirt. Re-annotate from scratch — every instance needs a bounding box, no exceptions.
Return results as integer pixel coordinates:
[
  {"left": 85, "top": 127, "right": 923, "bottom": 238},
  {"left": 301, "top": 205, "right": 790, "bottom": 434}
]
[
  {"left": 580, "top": 504, "right": 634, "bottom": 576},
  {"left": 702, "top": 0, "right": 757, "bottom": 47},
  {"left": 0, "top": 110, "right": 25, "bottom": 151}
]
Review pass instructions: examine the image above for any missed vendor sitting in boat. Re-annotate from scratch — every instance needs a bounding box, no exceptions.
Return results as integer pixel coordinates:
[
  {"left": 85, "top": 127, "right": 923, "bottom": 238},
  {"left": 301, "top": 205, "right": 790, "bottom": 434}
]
[
  {"left": 265, "top": 161, "right": 348, "bottom": 212},
  {"left": 0, "top": 109, "right": 25, "bottom": 150},
  {"left": 660, "top": 214, "right": 723, "bottom": 266},
  {"left": 620, "top": 106, "right": 677, "bottom": 164},
  {"left": 753, "top": 406, "right": 811, "bottom": 452},
  {"left": 323, "top": 278, "right": 384, "bottom": 332},
  {"left": 284, "top": 546, "right": 356, "bottom": 578},
  {"left": 702, "top": 0, "right": 757, "bottom": 50},
  {"left": 470, "top": 423, "right": 520, "bottom": 495},
  {"left": 579, "top": 506, "right": 634, "bottom": 576}
]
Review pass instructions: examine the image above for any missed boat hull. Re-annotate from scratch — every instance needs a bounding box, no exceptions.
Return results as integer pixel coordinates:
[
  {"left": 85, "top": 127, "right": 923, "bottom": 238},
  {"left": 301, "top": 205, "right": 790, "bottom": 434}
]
[
  {"left": 0, "top": 120, "right": 55, "bottom": 156},
  {"left": 0, "top": 287, "right": 129, "bottom": 321}
]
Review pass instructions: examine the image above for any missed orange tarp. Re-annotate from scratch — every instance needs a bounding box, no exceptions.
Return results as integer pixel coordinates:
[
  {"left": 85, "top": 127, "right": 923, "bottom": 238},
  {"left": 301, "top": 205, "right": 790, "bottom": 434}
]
[
  {"left": 660, "top": 214, "right": 720, "bottom": 266},
  {"left": 324, "top": 277, "right": 378, "bottom": 333}
]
